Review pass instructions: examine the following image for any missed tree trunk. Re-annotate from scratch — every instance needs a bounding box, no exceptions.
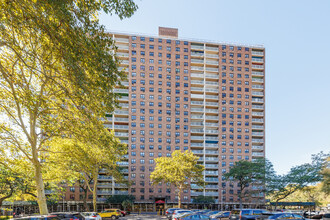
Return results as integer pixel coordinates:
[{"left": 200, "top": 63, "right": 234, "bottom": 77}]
[
  {"left": 92, "top": 168, "right": 98, "bottom": 212},
  {"left": 34, "top": 162, "right": 49, "bottom": 215},
  {"left": 83, "top": 189, "right": 88, "bottom": 211},
  {"left": 177, "top": 186, "right": 182, "bottom": 209}
]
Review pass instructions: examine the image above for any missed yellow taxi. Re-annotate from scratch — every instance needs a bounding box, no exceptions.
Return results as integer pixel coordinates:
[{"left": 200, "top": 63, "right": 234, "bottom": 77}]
[{"left": 98, "top": 209, "right": 121, "bottom": 219}]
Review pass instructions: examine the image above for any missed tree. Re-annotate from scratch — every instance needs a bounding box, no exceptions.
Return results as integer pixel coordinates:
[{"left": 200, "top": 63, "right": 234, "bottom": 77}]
[
  {"left": 0, "top": 0, "right": 137, "bottom": 214},
  {"left": 150, "top": 150, "right": 204, "bottom": 208},
  {"left": 106, "top": 195, "right": 135, "bottom": 204},
  {"left": 320, "top": 157, "right": 330, "bottom": 195},
  {"left": 269, "top": 152, "right": 329, "bottom": 208},
  {"left": 224, "top": 159, "right": 266, "bottom": 209},
  {"left": 46, "top": 128, "right": 127, "bottom": 212},
  {"left": 192, "top": 196, "right": 215, "bottom": 204}
]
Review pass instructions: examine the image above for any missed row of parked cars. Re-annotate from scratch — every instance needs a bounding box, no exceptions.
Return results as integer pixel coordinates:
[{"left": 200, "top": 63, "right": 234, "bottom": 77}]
[
  {"left": 165, "top": 208, "right": 324, "bottom": 220},
  {"left": 14, "top": 209, "right": 128, "bottom": 220}
]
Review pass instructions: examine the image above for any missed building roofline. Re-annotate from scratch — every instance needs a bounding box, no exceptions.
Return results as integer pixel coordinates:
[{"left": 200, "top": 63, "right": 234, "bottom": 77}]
[{"left": 107, "top": 29, "right": 265, "bottom": 49}]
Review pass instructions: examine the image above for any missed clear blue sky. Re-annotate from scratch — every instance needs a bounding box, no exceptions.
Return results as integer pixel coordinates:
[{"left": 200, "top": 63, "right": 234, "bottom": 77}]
[{"left": 99, "top": 0, "right": 330, "bottom": 175}]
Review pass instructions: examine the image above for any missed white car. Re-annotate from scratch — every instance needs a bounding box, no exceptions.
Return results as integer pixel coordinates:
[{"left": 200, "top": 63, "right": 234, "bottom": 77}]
[
  {"left": 81, "top": 212, "right": 102, "bottom": 220},
  {"left": 172, "top": 210, "right": 193, "bottom": 220}
]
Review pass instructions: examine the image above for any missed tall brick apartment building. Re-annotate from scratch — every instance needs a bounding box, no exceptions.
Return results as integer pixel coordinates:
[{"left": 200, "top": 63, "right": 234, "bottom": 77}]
[{"left": 62, "top": 27, "right": 265, "bottom": 211}]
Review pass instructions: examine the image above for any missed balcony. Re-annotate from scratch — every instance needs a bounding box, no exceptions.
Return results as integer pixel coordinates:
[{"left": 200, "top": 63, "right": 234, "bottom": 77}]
[
  {"left": 191, "top": 66, "right": 204, "bottom": 71},
  {"left": 191, "top": 191, "right": 204, "bottom": 196},
  {"left": 191, "top": 143, "right": 203, "bottom": 147},
  {"left": 114, "top": 191, "right": 129, "bottom": 195},
  {"left": 205, "top": 150, "right": 218, "bottom": 155},
  {"left": 114, "top": 117, "right": 129, "bottom": 122},
  {"left": 205, "top": 74, "right": 219, "bottom": 79},
  {"left": 118, "top": 67, "right": 128, "bottom": 72},
  {"left": 117, "top": 161, "right": 129, "bottom": 166},
  {"left": 191, "top": 87, "right": 204, "bottom": 92},
  {"left": 205, "top": 171, "right": 219, "bottom": 175},
  {"left": 205, "top": 95, "right": 219, "bottom": 100},
  {"left": 205, "top": 122, "right": 218, "bottom": 127},
  {"left": 205, "top": 88, "right": 219, "bottom": 93},
  {"left": 252, "top": 105, "right": 264, "bottom": 110},
  {"left": 205, "top": 81, "right": 219, "bottom": 86},
  {"left": 252, "top": 112, "right": 264, "bottom": 116},
  {"left": 205, "top": 67, "right": 219, "bottom": 72},
  {"left": 191, "top": 59, "right": 204, "bottom": 64},
  {"left": 191, "top": 94, "right": 204, "bottom": 99},
  {"left": 98, "top": 176, "right": 112, "bottom": 180},
  {"left": 120, "top": 60, "right": 129, "bottom": 65},
  {"left": 114, "top": 110, "right": 129, "bottom": 115},
  {"left": 98, "top": 184, "right": 113, "bottom": 188},
  {"left": 120, "top": 140, "right": 128, "bottom": 144},
  {"left": 191, "top": 101, "right": 204, "bottom": 105},
  {"left": 116, "top": 45, "right": 129, "bottom": 50},
  {"left": 118, "top": 96, "right": 129, "bottom": 101},
  {"left": 205, "top": 46, "right": 218, "bottom": 52},
  {"left": 252, "top": 71, "right": 264, "bottom": 76},
  {"left": 205, "top": 60, "right": 219, "bottom": 65},
  {"left": 205, "top": 185, "right": 219, "bottom": 189},
  {"left": 252, "top": 125, "right": 264, "bottom": 130},
  {"left": 116, "top": 52, "right": 129, "bottom": 58},
  {"left": 252, "top": 132, "right": 264, "bottom": 136},
  {"left": 252, "top": 91, "right": 264, "bottom": 96},
  {"left": 119, "top": 103, "right": 129, "bottom": 108},
  {"left": 252, "top": 152, "right": 264, "bottom": 157},
  {"left": 114, "top": 132, "right": 128, "bottom": 137},
  {"left": 205, "top": 130, "right": 218, "bottom": 134},
  {"left": 252, "top": 118, "right": 264, "bottom": 123},
  {"left": 252, "top": 98, "right": 264, "bottom": 103},
  {"left": 191, "top": 136, "right": 204, "bottom": 140},
  {"left": 205, "top": 116, "right": 218, "bottom": 120},
  {"left": 205, "top": 157, "right": 218, "bottom": 161},
  {"left": 191, "top": 108, "right": 204, "bottom": 112},
  {"left": 205, "top": 164, "right": 218, "bottom": 169},
  {"left": 191, "top": 45, "right": 204, "bottom": 50},
  {"left": 205, "top": 192, "right": 219, "bottom": 196},
  {"left": 191, "top": 80, "right": 204, "bottom": 85},
  {"left": 115, "top": 38, "right": 129, "bottom": 43},
  {"left": 191, "top": 115, "right": 204, "bottom": 119},
  {"left": 205, "top": 136, "right": 218, "bottom": 141},
  {"left": 252, "top": 51, "right": 264, "bottom": 56},
  {"left": 191, "top": 129, "right": 204, "bottom": 133},
  {"left": 252, "top": 139, "right": 264, "bottom": 143},
  {"left": 97, "top": 191, "right": 112, "bottom": 195},
  {"left": 252, "top": 65, "right": 264, "bottom": 70},
  {"left": 192, "top": 150, "right": 204, "bottom": 154},
  {"left": 191, "top": 52, "right": 204, "bottom": 57},
  {"left": 205, "top": 102, "right": 218, "bottom": 106},
  {"left": 114, "top": 89, "right": 129, "bottom": 93},
  {"left": 191, "top": 73, "right": 204, "bottom": 78},
  {"left": 252, "top": 78, "right": 264, "bottom": 83},
  {"left": 114, "top": 125, "right": 129, "bottom": 130},
  {"left": 252, "top": 145, "right": 264, "bottom": 151},
  {"left": 205, "top": 144, "right": 218, "bottom": 149},
  {"left": 252, "top": 58, "right": 264, "bottom": 63},
  {"left": 252, "top": 85, "right": 264, "bottom": 90},
  {"left": 104, "top": 124, "right": 112, "bottom": 129},
  {"left": 205, "top": 54, "right": 219, "bottom": 59},
  {"left": 205, "top": 108, "right": 218, "bottom": 113},
  {"left": 205, "top": 177, "right": 219, "bottom": 182}
]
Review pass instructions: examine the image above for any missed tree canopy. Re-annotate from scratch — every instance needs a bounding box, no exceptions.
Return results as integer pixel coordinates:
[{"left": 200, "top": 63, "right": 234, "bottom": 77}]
[
  {"left": 150, "top": 150, "right": 204, "bottom": 208},
  {"left": 0, "top": 0, "right": 137, "bottom": 214}
]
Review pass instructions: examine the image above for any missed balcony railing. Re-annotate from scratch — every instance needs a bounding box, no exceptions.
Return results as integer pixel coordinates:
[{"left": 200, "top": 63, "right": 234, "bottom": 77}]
[
  {"left": 252, "top": 51, "right": 264, "bottom": 56},
  {"left": 191, "top": 45, "right": 204, "bottom": 50},
  {"left": 252, "top": 71, "right": 264, "bottom": 76}
]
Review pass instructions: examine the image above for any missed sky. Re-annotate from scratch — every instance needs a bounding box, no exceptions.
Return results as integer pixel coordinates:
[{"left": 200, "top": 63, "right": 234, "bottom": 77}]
[{"left": 99, "top": 0, "right": 330, "bottom": 175}]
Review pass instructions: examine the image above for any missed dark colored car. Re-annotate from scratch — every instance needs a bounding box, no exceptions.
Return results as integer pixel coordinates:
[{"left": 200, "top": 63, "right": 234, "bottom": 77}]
[
  {"left": 213, "top": 211, "right": 231, "bottom": 219},
  {"left": 50, "top": 212, "right": 85, "bottom": 220},
  {"left": 266, "top": 213, "right": 304, "bottom": 220},
  {"left": 166, "top": 208, "right": 181, "bottom": 219},
  {"left": 178, "top": 213, "right": 212, "bottom": 220},
  {"left": 14, "top": 216, "right": 60, "bottom": 220},
  {"left": 230, "top": 209, "right": 267, "bottom": 220}
]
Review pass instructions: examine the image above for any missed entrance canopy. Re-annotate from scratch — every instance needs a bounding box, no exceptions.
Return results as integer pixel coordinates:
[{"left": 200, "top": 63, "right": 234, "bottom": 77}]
[{"left": 155, "top": 200, "right": 165, "bottom": 204}]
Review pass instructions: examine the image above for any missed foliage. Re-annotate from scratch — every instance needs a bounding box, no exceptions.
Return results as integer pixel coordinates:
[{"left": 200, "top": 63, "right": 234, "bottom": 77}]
[
  {"left": 192, "top": 196, "right": 215, "bottom": 204},
  {"left": 320, "top": 157, "right": 330, "bottom": 195},
  {"left": 269, "top": 152, "right": 329, "bottom": 205},
  {"left": 224, "top": 159, "right": 267, "bottom": 209},
  {"left": 0, "top": 0, "right": 137, "bottom": 214},
  {"left": 106, "top": 195, "right": 135, "bottom": 204},
  {"left": 150, "top": 150, "right": 204, "bottom": 208},
  {"left": 121, "top": 200, "right": 133, "bottom": 211}
]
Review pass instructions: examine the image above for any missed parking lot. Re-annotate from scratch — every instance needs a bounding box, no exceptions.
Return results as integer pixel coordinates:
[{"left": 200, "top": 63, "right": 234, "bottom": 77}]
[{"left": 121, "top": 214, "right": 167, "bottom": 220}]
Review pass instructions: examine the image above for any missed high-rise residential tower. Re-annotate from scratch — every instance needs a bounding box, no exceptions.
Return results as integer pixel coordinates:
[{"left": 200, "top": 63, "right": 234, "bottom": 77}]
[{"left": 63, "top": 27, "right": 265, "bottom": 210}]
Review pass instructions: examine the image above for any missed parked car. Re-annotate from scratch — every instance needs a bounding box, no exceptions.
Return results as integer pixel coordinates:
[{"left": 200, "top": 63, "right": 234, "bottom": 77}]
[
  {"left": 80, "top": 212, "right": 101, "bottom": 220},
  {"left": 166, "top": 208, "right": 181, "bottom": 219},
  {"left": 172, "top": 210, "right": 193, "bottom": 220},
  {"left": 118, "top": 210, "right": 127, "bottom": 217},
  {"left": 51, "top": 212, "right": 85, "bottom": 220},
  {"left": 14, "top": 215, "right": 60, "bottom": 220},
  {"left": 229, "top": 209, "right": 267, "bottom": 220},
  {"left": 178, "top": 213, "right": 213, "bottom": 220},
  {"left": 98, "top": 209, "right": 121, "bottom": 219},
  {"left": 205, "top": 211, "right": 222, "bottom": 217},
  {"left": 212, "top": 211, "right": 231, "bottom": 219},
  {"left": 323, "top": 213, "right": 330, "bottom": 220},
  {"left": 265, "top": 213, "right": 305, "bottom": 220}
]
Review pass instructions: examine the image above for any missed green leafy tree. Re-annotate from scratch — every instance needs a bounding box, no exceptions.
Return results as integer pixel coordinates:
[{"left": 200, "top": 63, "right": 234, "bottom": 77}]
[
  {"left": 192, "top": 196, "right": 215, "bottom": 204},
  {"left": 106, "top": 195, "right": 135, "bottom": 204},
  {"left": 269, "top": 152, "right": 329, "bottom": 208},
  {"left": 320, "top": 157, "right": 330, "bottom": 195},
  {"left": 0, "top": 0, "right": 137, "bottom": 214},
  {"left": 121, "top": 200, "right": 133, "bottom": 211},
  {"left": 150, "top": 150, "right": 204, "bottom": 208},
  {"left": 224, "top": 159, "right": 266, "bottom": 209}
]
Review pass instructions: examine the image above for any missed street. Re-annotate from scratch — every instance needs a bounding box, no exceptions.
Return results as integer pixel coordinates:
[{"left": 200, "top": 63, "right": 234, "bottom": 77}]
[{"left": 121, "top": 214, "right": 167, "bottom": 220}]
